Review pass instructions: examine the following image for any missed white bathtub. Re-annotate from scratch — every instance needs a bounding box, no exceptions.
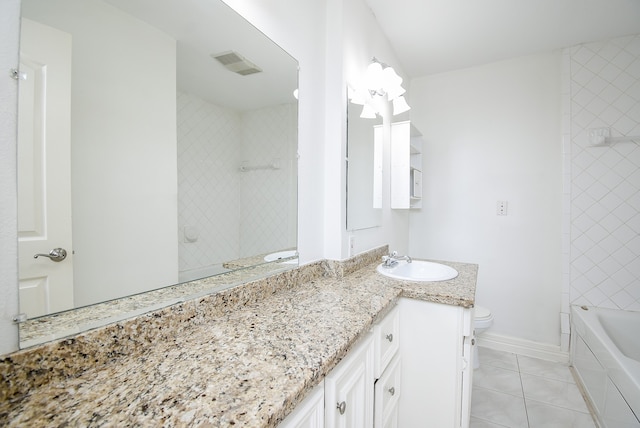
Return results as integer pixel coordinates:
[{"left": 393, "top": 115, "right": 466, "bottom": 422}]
[{"left": 571, "top": 305, "right": 640, "bottom": 427}]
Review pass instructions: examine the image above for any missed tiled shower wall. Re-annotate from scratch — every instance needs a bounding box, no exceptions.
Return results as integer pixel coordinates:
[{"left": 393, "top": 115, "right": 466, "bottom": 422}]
[
  {"left": 177, "top": 91, "right": 242, "bottom": 273},
  {"left": 177, "top": 91, "right": 297, "bottom": 273},
  {"left": 565, "top": 34, "right": 640, "bottom": 319},
  {"left": 239, "top": 104, "right": 298, "bottom": 258}
]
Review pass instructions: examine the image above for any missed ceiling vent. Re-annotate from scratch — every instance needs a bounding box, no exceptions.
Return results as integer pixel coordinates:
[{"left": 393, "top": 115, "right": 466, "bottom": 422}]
[{"left": 211, "top": 51, "right": 262, "bottom": 76}]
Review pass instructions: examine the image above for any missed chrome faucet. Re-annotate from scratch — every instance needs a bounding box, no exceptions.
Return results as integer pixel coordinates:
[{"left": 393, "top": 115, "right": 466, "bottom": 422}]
[{"left": 381, "top": 251, "right": 412, "bottom": 267}]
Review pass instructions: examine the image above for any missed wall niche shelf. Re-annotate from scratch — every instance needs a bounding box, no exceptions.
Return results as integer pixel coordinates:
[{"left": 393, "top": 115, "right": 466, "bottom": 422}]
[{"left": 391, "top": 121, "right": 423, "bottom": 209}]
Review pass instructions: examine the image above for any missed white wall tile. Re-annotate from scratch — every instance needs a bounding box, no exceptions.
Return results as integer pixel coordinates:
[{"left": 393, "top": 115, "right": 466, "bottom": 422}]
[{"left": 568, "top": 34, "right": 640, "bottom": 311}]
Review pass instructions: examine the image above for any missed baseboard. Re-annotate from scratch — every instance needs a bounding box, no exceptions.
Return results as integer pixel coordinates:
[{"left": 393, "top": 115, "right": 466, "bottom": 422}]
[{"left": 478, "top": 332, "right": 569, "bottom": 363}]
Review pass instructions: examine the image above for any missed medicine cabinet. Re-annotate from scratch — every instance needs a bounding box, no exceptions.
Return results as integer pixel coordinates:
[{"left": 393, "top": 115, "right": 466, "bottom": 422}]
[{"left": 390, "top": 121, "right": 423, "bottom": 209}]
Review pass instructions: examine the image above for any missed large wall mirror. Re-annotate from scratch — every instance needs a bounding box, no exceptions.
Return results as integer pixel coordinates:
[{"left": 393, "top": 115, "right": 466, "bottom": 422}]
[
  {"left": 346, "top": 101, "right": 382, "bottom": 231},
  {"left": 17, "top": 0, "right": 298, "bottom": 347}
]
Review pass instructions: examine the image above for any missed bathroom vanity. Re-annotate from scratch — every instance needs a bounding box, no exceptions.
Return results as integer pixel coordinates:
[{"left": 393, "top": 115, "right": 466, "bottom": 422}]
[{"left": 0, "top": 248, "right": 477, "bottom": 427}]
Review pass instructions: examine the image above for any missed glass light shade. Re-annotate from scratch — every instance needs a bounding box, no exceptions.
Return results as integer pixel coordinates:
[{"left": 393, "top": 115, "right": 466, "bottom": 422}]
[
  {"left": 382, "top": 67, "right": 402, "bottom": 90},
  {"left": 392, "top": 96, "right": 411, "bottom": 115},
  {"left": 360, "top": 103, "right": 378, "bottom": 119}
]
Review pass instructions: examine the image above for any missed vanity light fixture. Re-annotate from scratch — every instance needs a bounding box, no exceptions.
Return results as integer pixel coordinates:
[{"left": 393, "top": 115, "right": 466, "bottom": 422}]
[{"left": 348, "top": 57, "right": 410, "bottom": 118}]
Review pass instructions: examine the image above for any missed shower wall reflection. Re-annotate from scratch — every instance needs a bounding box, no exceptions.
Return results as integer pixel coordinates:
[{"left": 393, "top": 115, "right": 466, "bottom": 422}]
[{"left": 177, "top": 94, "right": 297, "bottom": 281}]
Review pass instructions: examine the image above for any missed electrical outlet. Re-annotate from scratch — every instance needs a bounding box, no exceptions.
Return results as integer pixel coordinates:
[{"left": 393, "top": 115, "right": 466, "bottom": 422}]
[{"left": 497, "top": 201, "right": 508, "bottom": 216}]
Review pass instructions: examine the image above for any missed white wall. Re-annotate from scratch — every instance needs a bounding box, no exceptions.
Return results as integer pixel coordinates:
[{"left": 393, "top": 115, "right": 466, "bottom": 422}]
[
  {"left": 0, "top": 0, "right": 21, "bottom": 355},
  {"left": 566, "top": 34, "right": 640, "bottom": 312},
  {"left": 408, "top": 52, "right": 564, "bottom": 346}
]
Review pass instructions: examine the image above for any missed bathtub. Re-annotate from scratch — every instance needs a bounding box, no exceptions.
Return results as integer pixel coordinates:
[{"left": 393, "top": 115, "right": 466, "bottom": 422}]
[{"left": 571, "top": 305, "right": 640, "bottom": 427}]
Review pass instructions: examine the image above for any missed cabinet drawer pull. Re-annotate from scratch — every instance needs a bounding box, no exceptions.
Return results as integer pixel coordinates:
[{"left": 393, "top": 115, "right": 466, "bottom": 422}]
[
  {"left": 385, "top": 333, "right": 393, "bottom": 342},
  {"left": 388, "top": 386, "right": 395, "bottom": 396},
  {"left": 337, "top": 401, "right": 346, "bottom": 415}
]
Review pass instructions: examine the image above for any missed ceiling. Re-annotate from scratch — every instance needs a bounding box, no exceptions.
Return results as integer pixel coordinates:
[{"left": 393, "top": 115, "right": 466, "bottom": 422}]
[
  {"left": 105, "top": 0, "right": 298, "bottom": 111},
  {"left": 365, "top": 0, "right": 640, "bottom": 78}
]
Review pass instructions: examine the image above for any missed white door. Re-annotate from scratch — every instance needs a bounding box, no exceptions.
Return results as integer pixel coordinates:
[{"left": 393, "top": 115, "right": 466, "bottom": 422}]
[{"left": 18, "top": 18, "right": 74, "bottom": 318}]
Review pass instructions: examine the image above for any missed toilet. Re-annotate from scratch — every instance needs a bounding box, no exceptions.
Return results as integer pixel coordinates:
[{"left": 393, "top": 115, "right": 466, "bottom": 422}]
[{"left": 473, "top": 305, "right": 494, "bottom": 369}]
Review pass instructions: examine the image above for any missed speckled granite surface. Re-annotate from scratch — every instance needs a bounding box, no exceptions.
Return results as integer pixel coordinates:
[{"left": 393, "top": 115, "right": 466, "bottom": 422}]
[{"left": 0, "top": 248, "right": 477, "bottom": 427}]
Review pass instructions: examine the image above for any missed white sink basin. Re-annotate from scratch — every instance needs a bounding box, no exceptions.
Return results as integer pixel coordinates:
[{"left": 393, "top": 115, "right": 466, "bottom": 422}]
[
  {"left": 264, "top": 250, "right": 298, "bottom": 263},
  {"left": 377, "top": 260, "right": 458, "bottom": 282}
]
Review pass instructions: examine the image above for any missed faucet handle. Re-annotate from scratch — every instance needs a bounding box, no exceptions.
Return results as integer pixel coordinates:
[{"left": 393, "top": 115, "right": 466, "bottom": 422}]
[{"left": 390, "top": 250, "right": 398, "bottom": 257}]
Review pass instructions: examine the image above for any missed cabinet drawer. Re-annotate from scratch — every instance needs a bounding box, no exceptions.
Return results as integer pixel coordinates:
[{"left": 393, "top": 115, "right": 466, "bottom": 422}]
[
  {"left": 374, "top": 353, "right": 401, "bottom": 428},
  {"left": 374, "top": 305, "right": 400, "bottom": 378}
]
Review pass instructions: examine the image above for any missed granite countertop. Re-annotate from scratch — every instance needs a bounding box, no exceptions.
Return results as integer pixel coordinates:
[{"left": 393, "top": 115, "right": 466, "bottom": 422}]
[{"left": 0, "top": 255, "right": 477, "bottom": 427}]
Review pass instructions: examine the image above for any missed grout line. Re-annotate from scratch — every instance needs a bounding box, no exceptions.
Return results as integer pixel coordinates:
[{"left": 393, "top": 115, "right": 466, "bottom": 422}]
[
  {"left": 516, "top": 354, "right": 532, "bottom": 428},
  {"left": 475, "top": 349, "right": 600, "bottom": 428}
]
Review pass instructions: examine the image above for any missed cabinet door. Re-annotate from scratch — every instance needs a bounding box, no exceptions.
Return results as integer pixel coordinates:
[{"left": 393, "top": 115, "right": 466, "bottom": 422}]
[
  {"left": 390, "top": 121, "right": 411, "bottom": 209},
  {"left": 325, "top": 334, "right": 374, "bottom": 428},
  {"left": 398, "top": 298, "right": 472, "bottom": 428},
  {"left": 279, "top": 381, "right": 324, "bottom": 428},
  {"left": 390, "top": 121, "right": 423, "bottom": 209}
]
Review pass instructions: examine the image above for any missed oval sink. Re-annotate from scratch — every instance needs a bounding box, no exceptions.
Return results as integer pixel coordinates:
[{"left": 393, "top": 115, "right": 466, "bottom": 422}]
[
  {"left": 377, "top": 260, "right": 458, "bottom": 282},
  {"left": 264, "top": 250, "right": 298, "bottom": 263}
]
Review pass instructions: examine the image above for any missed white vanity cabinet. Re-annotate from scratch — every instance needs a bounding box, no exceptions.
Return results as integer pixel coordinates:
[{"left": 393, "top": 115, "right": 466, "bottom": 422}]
[
  {"left": 397, "top": 298, "right": 474, "bottom": 428},
  {"left": 390, "top": 121, "right": 423, "bottom": 209}
]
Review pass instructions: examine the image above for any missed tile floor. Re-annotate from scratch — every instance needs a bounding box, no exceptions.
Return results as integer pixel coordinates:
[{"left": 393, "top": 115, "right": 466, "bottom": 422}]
[{"left": 470, "top": 347, "right": 597, "bottom": 428}]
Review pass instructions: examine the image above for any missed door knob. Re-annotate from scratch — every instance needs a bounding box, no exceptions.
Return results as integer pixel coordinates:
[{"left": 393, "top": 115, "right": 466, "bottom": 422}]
[{"left": 34, "top": 248, "right": 67, "bottom": 262}]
